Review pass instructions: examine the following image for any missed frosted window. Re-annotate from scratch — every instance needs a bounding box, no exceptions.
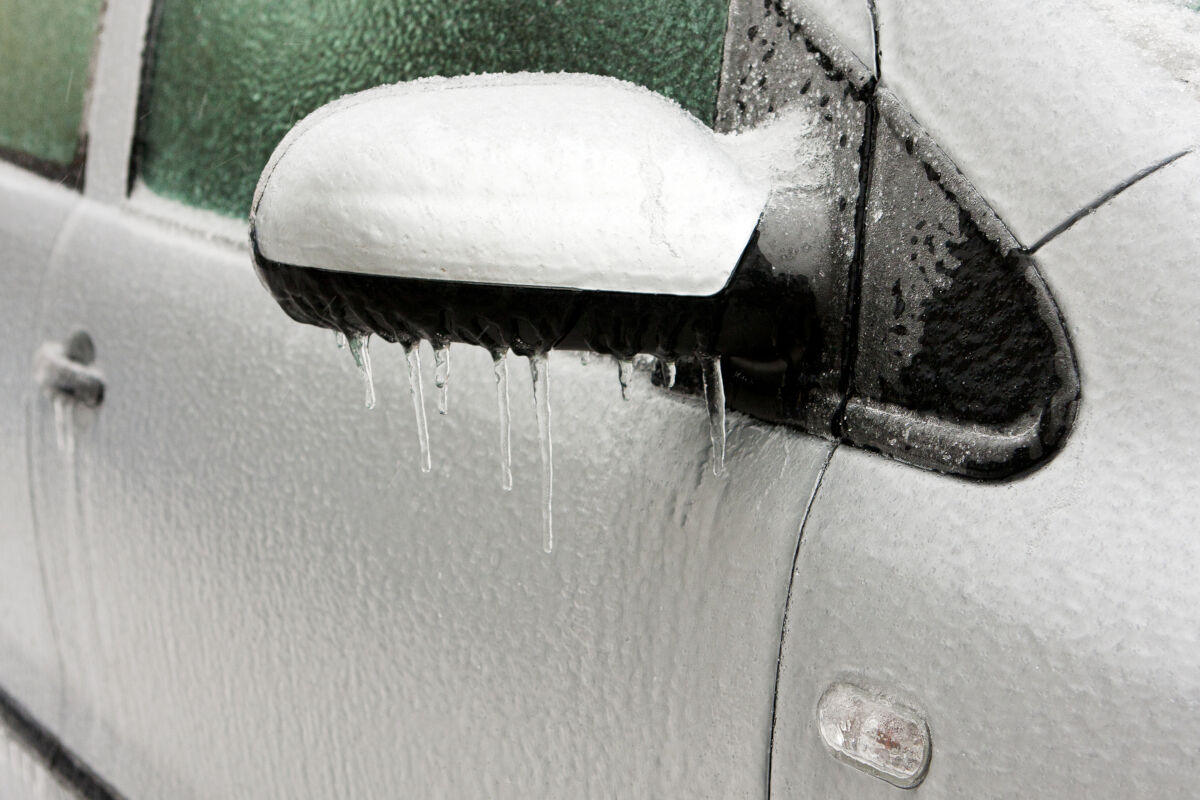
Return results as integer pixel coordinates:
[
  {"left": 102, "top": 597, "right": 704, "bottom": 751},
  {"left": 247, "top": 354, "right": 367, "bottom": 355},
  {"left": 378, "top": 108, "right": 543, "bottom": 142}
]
[
  {"left": 137, "top": 0, "right": 728, "bottom": 218},
  {"left": 0, "top": 0, "right": 102, "bottom": 173}
]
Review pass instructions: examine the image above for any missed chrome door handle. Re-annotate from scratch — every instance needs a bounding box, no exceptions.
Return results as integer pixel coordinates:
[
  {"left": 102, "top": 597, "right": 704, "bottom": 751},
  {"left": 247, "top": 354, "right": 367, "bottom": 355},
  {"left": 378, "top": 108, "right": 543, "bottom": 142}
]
[{"left": 34, "top": 331, "right": 104, "bottom": 408}]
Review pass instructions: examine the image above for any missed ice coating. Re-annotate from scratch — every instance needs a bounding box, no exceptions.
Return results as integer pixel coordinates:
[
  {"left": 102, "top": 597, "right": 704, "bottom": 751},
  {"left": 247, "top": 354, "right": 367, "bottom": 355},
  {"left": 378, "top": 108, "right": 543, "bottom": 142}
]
[
  {"left": 434, "top": 343, "right": 450, "bottom": 415},
  {"left": 779, "top": 0, "right": 878, "bottom": 75},
  {"left": 1091, "top": 0, "right": 1200, "bottom": 103},
  {"left": 530, "top": 353, "right": 553, "bottom": 553},
  {"left": 816, "top": 683, "right": 930, "bottom": 788},
  {"left": 251, "top": 73, "right": 769, "bottom": 296},
  {"left": 404, "top": 343, "right": 432, "bottom": 473},
  {"left": 493, "top": 351, "right": 513, "bottom": 491},
  {"left": 701, "top": 356, "right": 726, "bottom": 478},
  {"left": 347, "top": 334, "right": 376, "bottom": 410},
  {"left": 53, "top": 395, "right": 74, "bottom": 456},
  {"left": 874, "top": 0, "right": 1200, "bottom": 245},
  {"left": 617, "top": 359, "right": 634, "bottom": 400},
  {"left": 661, "top": 360, "right": 677, "bottom": 389}
]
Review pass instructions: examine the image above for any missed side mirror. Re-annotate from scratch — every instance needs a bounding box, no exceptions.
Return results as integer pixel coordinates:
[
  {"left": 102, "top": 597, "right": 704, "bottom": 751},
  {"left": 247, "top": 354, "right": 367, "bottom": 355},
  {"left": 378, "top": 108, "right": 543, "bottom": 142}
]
[
  {"left": 251, "top": 73, "right": 830, "bottom": 510},
  {"left": 251, "top": 69, "right": 1078, "bottom": 485},
  {"left": 252, "top": 73, "right": 771, "bottom": 299},
  {"left": 251, "top": 72, "right": 821, "bottom": 400}
]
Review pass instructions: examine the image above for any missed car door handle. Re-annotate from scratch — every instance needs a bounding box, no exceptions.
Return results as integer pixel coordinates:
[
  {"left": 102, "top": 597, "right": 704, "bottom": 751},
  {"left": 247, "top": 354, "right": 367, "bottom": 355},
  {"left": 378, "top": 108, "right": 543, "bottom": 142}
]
[{"left": 34, "top": 331, "right": 104, "bottom": 408}]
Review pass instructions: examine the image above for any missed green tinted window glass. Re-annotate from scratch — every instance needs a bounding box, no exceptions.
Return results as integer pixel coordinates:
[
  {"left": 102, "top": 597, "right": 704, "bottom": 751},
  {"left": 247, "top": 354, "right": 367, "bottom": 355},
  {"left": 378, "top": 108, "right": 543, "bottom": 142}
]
[
  {"left": 138, "top": 0, "right": 728, "bottom": 218},
  {"left": 0, "top": 0, "right": 101, "bottom": 167}
]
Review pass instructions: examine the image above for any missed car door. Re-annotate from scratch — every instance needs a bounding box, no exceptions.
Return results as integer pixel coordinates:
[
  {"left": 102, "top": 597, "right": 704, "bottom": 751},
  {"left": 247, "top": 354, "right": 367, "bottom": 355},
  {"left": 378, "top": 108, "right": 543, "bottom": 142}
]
[
  {"left": 23, "top": 1, "right": 834, "bottom": 797},
  {"left": 0, "top": 0, "right": 97, "bottom": 794}
]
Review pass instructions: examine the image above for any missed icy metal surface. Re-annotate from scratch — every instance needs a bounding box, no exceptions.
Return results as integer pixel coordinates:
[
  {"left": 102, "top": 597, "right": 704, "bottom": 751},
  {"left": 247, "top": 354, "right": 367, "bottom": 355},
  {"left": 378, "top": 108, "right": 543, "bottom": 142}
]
[
  {"left": 82, "top": 0, "right": 154, "bottom": 202},
  {"left": 874, "top": 0, "right": 1200, "bottom": 246},
  {"left": 0, "top": 163, "right": 78, "bottom": 738},
  {"left": 29, "top": 196, "right": 834, "bottom": 798},
  {"left": 772, "top": 154, "right": 1200, "bottom": 797}
]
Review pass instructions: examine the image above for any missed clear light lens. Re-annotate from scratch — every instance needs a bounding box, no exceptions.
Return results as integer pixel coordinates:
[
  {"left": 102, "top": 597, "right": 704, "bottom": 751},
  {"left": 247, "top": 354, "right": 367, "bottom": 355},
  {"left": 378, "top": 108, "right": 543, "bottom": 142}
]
[{"left": 817, "top": 682, "right": 930, "bottom": 788}]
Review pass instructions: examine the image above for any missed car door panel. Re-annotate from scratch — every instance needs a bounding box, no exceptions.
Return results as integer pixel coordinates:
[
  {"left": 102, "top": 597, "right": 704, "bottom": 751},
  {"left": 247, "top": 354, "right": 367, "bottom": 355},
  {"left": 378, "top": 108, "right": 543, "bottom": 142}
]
[
  {"left": 874, "top": 0, "right": 1200, "bottom": 247},
  {"left": 30, "top": 194, "right": 833, "bottom": 798},
  {"left": 0, "top": 163, "right": 80, "bottom": 739}
]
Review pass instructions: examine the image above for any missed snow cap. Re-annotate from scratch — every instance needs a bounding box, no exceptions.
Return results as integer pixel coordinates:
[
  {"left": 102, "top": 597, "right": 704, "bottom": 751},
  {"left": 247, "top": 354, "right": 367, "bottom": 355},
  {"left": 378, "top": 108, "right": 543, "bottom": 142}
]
[{"left": 252, "top": 73, "right": 769, "bottom": 296}]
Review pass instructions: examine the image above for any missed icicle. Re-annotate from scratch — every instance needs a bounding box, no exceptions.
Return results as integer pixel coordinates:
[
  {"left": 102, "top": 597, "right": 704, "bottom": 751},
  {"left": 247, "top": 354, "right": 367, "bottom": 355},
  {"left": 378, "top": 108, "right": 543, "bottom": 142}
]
[
  {"left": 530, "top": 353, "right": 553, "bottom": 553},
  {"left": 53, "top": 396, "right": 74, "bottom": 456},
  {"left": 56, "top": 396, "right": 79, "bottom": 596},
  {"left": 662, "top": 359, "right": 677, "bottom": 389},
  {"left": 335, "top": 331, "right": 346, "bottom": 349},
  {"left": 403, "top": 342, "right": 432, "bottom": 472},
  {"left": 700, "top": 355, "right": 726, "bottom": 478},
  {"left": 433, "top": 343, "right": 450, "bottom": 415},
  {"left": 53, "top": 396, "right": 65, "bottom": 453},
  {"left": 617, "top": 358, "right": 634, "bottom": 400},
  {"left": 347, "top": 334, "right": 376, "bottom": 410},
  {"left": 493, "top": 351, "right": 513, "bottom": 491}
]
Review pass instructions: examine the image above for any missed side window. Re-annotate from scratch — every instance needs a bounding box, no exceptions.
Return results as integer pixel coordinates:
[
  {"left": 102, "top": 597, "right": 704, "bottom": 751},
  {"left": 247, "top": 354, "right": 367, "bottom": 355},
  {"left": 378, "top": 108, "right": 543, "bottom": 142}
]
[
  {"left": 0, "top": 0, "right": 103, "bottom": 183},
  {"left": 134, "top": 0, "right": 728, "bottom": 218}
]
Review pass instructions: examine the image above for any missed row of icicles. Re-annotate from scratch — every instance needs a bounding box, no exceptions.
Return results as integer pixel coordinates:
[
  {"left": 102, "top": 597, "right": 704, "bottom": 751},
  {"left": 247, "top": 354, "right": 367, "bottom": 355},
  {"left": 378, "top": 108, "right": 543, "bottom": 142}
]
[{"left": 336, "top": 332, "right": 727, "bottom": 553}]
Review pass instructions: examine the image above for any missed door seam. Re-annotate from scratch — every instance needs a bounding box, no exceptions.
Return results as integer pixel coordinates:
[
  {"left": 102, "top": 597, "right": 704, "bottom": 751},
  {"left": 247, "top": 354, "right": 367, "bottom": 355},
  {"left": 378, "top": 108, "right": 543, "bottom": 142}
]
[{"left": 765, "top": 442, "right": 837, "bottom": 799}]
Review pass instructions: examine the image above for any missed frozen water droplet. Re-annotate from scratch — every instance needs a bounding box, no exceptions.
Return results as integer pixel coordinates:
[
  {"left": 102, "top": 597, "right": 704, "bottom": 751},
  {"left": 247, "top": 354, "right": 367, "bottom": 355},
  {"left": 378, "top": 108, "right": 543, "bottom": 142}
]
[
  {"left": 404, "top": 343, "right": 432, "bottom": 473},
  {"left": 530, "top": 353, "right": 553, "bottom": 553},
  {"left": 662, "top": 359, "right": 677, "bottom": 389},
  {"left": 335, "top": 331, "right": 346, "bottom": 349},
  {"left": 579, "top": 352, "right": 594, "bottom": 366},
  {"left": 53, "top": 396, "right": 65, "bottom": 452},
  {"left": 493, "top": 351, "right": 513, "bottom": 491},
  {"left": 617, "top": 359, "right": 634, "bottom": 400},
  {"left": 433, "top": 343, "right": 450, "bottom": 415},
  {"left": 53, "top": 395, "right": 75, "bottom": 456},
  {"left": 347, "top": 334, "right": 376, "bottom": 410},
  {"left": 700, "top": 355, "right": 726, "bottom": 477},
  {"left": 53, "top": 395, "right": 80, "bottom": 581}
]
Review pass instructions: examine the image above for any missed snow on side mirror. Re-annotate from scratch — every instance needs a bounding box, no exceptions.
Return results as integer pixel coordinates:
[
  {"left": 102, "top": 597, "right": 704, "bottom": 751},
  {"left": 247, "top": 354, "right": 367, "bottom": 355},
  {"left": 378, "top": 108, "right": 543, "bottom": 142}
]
[{"left": 251, "top": 73, "right": 770, "bottom": 298}]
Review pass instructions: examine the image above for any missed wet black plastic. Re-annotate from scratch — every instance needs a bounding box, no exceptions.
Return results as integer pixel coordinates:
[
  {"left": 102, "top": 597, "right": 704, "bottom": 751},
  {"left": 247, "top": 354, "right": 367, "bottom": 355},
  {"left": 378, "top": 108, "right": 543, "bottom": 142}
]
[
  {"left": 254, "top": 232, "right": 824, "bottom": 426},
  {"left": 716, "top": 0, "right": 871, "bottom": 433},
  {"left": 838, "top": 87, "right": 1080, "bottom": 479}
]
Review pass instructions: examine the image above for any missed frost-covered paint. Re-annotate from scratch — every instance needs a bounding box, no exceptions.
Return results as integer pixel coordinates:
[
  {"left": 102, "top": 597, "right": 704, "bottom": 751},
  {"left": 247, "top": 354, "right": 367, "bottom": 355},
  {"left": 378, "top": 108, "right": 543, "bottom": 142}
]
[
  {"left": 32, "top": 196, "right": 832, "bottom": 795},
  {"left": 4, "top": 0, "right": 1200, "bottom": 798},
  {"left": 771, "top": 152, "right": 1200, "bottom": 799},
  {"left": 781, "top": 0, "right": 878, "bottom": 76},
  {"left": 874, "top": 0, "right": 1200, "bottom": 246},
  {"left": 81, "top": 0, "right": 154, "bottom": 203},
  {"left": 251, "top": 74, "right": 769, "bottom": 296},
  {"left": 0, "top": 162, "right": 78, "bottom": 760}
]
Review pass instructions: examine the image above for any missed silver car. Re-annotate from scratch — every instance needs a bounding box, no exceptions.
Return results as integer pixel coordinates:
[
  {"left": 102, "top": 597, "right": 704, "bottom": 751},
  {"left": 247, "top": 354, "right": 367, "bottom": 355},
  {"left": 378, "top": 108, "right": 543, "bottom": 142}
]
[{"left": 1, "top": 0, "right": 1197, "bottom": 797}]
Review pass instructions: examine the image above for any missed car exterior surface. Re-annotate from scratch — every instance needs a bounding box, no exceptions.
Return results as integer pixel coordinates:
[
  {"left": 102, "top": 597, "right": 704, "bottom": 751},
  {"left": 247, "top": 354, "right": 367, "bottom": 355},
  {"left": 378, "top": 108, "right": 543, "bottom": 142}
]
[{"left": 0, "top": 0, "right": 1198, "bottom": 798}]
